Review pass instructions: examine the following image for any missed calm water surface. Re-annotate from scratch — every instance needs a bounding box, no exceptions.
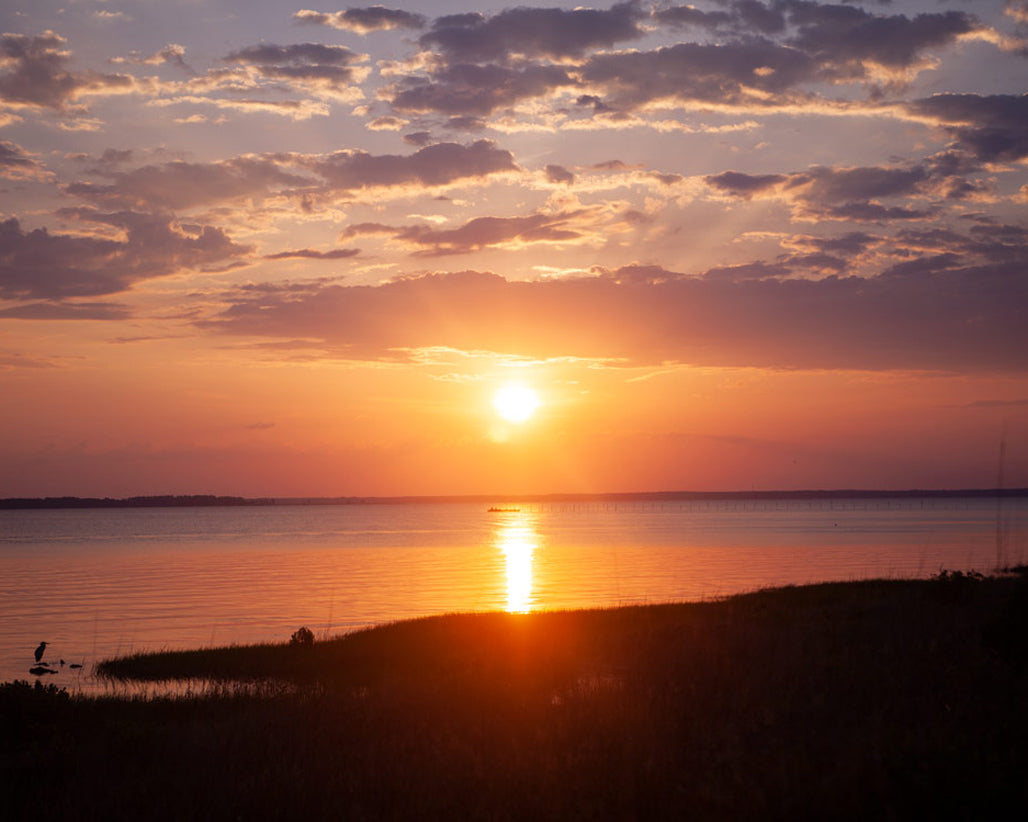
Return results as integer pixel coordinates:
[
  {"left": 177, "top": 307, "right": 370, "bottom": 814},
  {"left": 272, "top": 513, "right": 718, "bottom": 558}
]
[{"left": 2, "top": 498, "right": 1026, "bottom": 692}]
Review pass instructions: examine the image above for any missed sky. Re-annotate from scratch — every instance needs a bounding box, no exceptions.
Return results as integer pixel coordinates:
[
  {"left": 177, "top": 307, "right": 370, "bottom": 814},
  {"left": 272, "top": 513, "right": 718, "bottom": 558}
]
[{"left": 0, "top": 0, "right": 1026, "bottom": 498}]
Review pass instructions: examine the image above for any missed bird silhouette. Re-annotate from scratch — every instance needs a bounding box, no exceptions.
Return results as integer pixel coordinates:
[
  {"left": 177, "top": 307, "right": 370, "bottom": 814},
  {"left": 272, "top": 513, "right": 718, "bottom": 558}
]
[{"left": 34, "top": 642, "right": 47, "bottom": 663}]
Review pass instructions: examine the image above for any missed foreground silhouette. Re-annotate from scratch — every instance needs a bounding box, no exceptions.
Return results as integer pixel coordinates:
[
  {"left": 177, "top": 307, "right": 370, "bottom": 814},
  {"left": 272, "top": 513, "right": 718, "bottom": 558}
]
[{"left": 4, "top": 573, "right": 1028, "bottom": 820}]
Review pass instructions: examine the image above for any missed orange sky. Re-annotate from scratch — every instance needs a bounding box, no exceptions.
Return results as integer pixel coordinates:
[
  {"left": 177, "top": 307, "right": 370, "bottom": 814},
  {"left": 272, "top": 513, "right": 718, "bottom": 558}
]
[{"left": 1, "top": 1, "right": 1026, "bottom": 497}]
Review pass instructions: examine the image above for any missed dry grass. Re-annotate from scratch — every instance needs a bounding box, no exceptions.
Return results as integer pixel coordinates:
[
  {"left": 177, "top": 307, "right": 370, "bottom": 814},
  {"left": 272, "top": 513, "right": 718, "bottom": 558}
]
[{"left": 4, "top": 573, "right": 1028, "bottom": 819}]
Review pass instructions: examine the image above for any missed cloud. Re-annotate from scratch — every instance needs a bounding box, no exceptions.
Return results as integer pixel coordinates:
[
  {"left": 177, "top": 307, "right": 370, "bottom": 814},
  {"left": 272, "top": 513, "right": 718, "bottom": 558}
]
[
  {"left": 653, "top": 1, "right": 980, "bottom": 79},
  {"left": 222, "top": 42, "right": 369, "bottom": 99},
  {"left": 652, "top": 5, "right": 735, "bottom": 31},
  {"left": 357, "top": 2, "right": 1005, "bottom": 129},
  {"left": 545, "top": 164, "right": 575, "bottom": 185},
  {"left": 906, "top": 93, "right": 1028, "bottom": 162},
  {"left": 418, "top": 2, "right": 645, "bottom": 64},
  {"left": 780, "top": 2, "right": 981, "bottom": 80},
  {"left": 152, "top": 95, "right": 331, "bottom": 120},
  {"left": 367, "top": 115, "right": 407, "bottom": 131},
  {"left": 60, "top": 141, "right": 518, "bottom": 214},
  {"left": 387, "top": 63, "right": 574, "bottom": 116},
  {"left": 0, "top": 301, "right": 131, "bottom": 321},
  {"left": 705, "top": 170, "right": 788, "bottom": 198},
  {"left": 64, "top": 157, "right": 312, "bottom": 211},
  {"left": 264, "top": 247, "right": 360, "bottom": 260},
  {"left": 1008, "top": 1, "right": 1028, "bottom": 25},
  {"left": 203, "top": 260, "right": 1028, "bottom": 372},
  {"left": 0, "top": 140, "right": 46, "bottom": 180},
  {"left": 580, "top": 40, "right": 818, "bottom": 112},
  {"left": 300, "top": 139, "right": 518, "bottom": 192},
  {"left": 568, "top": 3, "right": 986, "bottom": 118},
  {"left": 402, "top": 131, "right": 433, "bottom": 146},
  {"left": 294, "top": 7, "right": 427, "bottom": 33},
  {"left": 148, "top": 42, "right": 372, "bottom": 116},
  {"left": 0, "top": 212, "right": 251, "bottom": 300},
  {"left": 111, "top": 44, "right": 191, "bottom": 72},
  {"left": 224, "top": 43, "right": 363, "bottom": 69},
  {"left": 705, "top": 159, "right": 974, "bottom": 221},
  {"left": 0, "top": 31, "right": 136, "bottom": 111},
  {"left": 341, "top": 207, "right": 598, "bottom": 256}
]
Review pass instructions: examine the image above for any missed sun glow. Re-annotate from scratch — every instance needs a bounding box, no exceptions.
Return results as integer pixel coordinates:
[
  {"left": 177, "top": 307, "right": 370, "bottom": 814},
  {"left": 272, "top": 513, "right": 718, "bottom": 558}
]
[{"left": 492, "top": 384, "right": 540, "bottom": 424}]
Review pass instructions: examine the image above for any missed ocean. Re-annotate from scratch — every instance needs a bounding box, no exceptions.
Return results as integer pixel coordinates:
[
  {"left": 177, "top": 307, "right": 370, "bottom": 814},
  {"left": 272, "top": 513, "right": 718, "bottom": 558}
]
[{"left": 2, "top": 496, "right": 1025, "bottom": 692}]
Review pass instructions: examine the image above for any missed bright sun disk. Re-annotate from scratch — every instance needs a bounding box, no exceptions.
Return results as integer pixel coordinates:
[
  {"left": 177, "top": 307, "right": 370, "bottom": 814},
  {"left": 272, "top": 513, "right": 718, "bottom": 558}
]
[{"left": 493, "top": 384, "right": 540, "bottom": 423}]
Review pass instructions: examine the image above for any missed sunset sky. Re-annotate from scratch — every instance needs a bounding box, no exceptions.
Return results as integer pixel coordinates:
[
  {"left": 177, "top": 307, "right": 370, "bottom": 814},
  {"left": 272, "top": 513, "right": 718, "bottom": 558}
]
[{"left": 1, "top": 0, "right": 1026, "bottom": 497}]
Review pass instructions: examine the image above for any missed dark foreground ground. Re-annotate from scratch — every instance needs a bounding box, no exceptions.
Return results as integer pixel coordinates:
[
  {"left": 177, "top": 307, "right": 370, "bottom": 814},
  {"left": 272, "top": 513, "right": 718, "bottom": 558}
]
[{"left": 4, "top": 571, "right": 1028, "bottom": 820}]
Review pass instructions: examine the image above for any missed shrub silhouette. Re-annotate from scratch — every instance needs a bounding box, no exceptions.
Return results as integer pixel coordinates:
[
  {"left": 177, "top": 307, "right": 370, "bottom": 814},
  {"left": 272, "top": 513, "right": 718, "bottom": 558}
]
[{"left": 289, "top": 626, "right": 314, "bottom": 647}]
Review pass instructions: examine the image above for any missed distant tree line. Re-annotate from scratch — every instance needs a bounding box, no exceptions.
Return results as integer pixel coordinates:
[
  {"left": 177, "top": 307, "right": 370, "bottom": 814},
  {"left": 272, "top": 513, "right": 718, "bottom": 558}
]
[
  {"left": 0, "top": 495, "right": 275, "bottom": 510},
  {"left": 1, "top": 488, "right": 1025, "bottom": 510}
]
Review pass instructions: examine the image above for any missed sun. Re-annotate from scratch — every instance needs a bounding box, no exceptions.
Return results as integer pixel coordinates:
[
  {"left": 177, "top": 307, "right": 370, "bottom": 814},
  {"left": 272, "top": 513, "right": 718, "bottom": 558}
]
[{"left": 493, "top": 384, "right": 540, "bottom": 424}]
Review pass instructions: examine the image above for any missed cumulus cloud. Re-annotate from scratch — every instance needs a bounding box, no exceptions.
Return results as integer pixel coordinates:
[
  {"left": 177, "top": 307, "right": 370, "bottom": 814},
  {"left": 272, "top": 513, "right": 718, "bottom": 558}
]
[
  {"left": 59, "top": 141, "right": 516, "bottom": 212},
  {"left": 0, "top": 31, "right": 136, "bottom": 111},
  {"left": 545, "top": 164, "right": 575, "bottom": 185},
  {"left": 0, "top": 212, "right": 251, "bottom": 300},
  {"left": 652, "top": 5, "right": 735, "bottom": 31},
  {"left": 0, "top": 141, "right": 45, "bottom": 179},
  {"left": 203, "top": 259, "right": 1028, "bottom": 372},
  {"left": 222, "top": 42, "right": 369, "bottom": 99},
  {"left": 780, "top": 2, "right": 981, "bottom": 80},
  {"left": 653, "top": 0, "right": 981, "bottom": 79},
  {"left": 299, "top": 139, "right": 518, "bottom": 192},
  {"left": 294, "top": 7, "right": 427, "bottom": 33},
  {"left": 418, "top": 2, "right": 645, "bottom": 64},
  {"left": 64, "top": 157, "right": 312, "bottom": 211},
  {"left": 387, "top": 63, "right": 575, "bottom": 117},
  {"left": 112, "top": 43, "right": 191, "bottom": 72},
  {"left": 907, "top": 93, "right": 1028, "bottom": 162},
  {"left": 705, "top": 158, "right": 981, "bottom": 221},
  {"left": 360, "top": 1, "right": 1006, "bottom": 127},
  {"left": 341, "top": 207, "right": 598, "bottom": 255},
  {"left": 580, "top": 40, "right": 818, "bottom": 112}
]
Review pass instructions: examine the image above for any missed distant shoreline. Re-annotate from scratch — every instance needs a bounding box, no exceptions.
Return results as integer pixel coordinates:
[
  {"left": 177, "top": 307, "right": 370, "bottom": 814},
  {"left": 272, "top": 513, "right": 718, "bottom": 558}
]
[{"left": 2, "top": 488, "right": 1027, "bottom": 509}]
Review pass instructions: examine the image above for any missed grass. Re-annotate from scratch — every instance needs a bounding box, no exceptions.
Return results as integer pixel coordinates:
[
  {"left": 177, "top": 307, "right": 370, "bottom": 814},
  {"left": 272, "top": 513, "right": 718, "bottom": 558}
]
[{"left": 4, "top": 572, "right": 1028, "bottom": 819}]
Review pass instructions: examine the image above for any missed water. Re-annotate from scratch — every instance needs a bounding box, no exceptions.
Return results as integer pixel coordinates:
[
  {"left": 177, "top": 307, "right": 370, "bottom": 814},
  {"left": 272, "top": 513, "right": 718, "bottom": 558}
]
[{"left": 1, "top": 497, "right": 1026, "bottom": 693}]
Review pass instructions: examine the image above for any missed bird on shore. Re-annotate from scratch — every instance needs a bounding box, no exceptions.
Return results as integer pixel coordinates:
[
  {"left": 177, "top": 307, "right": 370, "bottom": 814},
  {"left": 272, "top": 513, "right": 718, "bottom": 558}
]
[{"left": 34, "top": 642, "right": 47, "bottom": 663}]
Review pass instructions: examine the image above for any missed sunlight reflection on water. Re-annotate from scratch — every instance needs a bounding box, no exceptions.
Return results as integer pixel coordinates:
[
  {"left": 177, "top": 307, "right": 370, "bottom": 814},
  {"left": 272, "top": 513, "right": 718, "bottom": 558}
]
[
  {"left": 1, "top": 499, "right": 1026, "bottom": 693},
  {"left": 496, "top": 514, "right": 537, "bottom": 613}
]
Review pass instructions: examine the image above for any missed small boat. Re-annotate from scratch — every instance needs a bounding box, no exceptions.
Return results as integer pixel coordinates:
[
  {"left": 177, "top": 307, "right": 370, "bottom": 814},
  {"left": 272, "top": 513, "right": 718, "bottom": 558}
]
[{"left": 487, "top": 507, "right": 520, "bottom": 513}]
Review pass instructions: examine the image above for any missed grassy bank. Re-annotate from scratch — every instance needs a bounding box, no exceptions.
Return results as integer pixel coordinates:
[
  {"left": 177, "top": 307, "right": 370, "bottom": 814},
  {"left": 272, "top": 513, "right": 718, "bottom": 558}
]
[{"left": 4, "top": 573, "right": 1028, "bottom": 819}]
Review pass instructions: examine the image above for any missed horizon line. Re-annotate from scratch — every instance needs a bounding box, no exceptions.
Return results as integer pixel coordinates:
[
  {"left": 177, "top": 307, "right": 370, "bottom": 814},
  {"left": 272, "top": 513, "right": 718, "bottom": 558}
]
[{"left": 2, "top": 487, "right": 1027, "bottom": 509}]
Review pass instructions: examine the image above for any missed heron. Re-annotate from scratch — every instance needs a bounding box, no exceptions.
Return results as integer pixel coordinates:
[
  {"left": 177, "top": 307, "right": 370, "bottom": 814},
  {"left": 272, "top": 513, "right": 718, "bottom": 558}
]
[{"left": 34, "top": 642, "right": 46, "bottom": 663}]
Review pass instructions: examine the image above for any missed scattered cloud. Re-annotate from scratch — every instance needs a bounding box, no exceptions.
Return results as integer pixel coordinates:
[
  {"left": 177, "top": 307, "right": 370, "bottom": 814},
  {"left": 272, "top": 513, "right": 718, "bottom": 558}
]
[
  {"left": 0, "top": 212, "right": 251, "bottom": 300},
  {"left": 64, "top": 157, "right": 312, "bottom": 211},
  {"left": 203, "top": 260, "right": 1028, "bottom": 372},
  {"left": 298, "top": 139, "right": 518, "bottom": 192},
  {"left": 341, "top": 206, "right": 602, "bottom": 256},
  {"left": 417, "top": 3, "right": 645, "bottom": 64},
  {"left": 0, "top": 31, "right": 138, "bottom": 112},
  {"left": 294, "top": 7, "right": 427, "bottom": 33},
  {"left": 906, "top": 93, "right": 1028, "bottom": 163},
  {"left": 222, "top": 43, "right": 370, "bottom": 100},
  {"left": 264, "top": 247, "right": 360, "bottom": 261},
  {"left": 0, "top": 140, "right": 47, "bottom": 180}
]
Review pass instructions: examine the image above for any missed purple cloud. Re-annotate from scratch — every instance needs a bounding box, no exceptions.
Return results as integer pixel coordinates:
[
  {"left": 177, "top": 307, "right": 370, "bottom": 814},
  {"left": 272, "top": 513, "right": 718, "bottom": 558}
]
[
  {"left": 0, "top": 213, "right": 251, "bottom": 300},
  {"left": 294, "top": 7, "right": 427, "bottom": 33},
  {"left": 0, "top": 31, "right": 134, "bottom": 110},
  {"left": 202, "top": 258, "right": 1028, "bottom": 372}
]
